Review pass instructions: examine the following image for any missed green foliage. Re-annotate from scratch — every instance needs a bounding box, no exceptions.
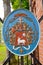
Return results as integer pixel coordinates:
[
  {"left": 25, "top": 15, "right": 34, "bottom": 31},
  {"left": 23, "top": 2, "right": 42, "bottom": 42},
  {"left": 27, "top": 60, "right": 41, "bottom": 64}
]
[
  {"left": 24, "top": 56, "right": 31, "bottom": 65},
  {"left": 22, "top": 0, "right": 29, "bottom": 9},
  {"left": 10, "top": 0, "right": 29, "bottom": 10},
  {"left": 0, "top": 43, "right": 7, "bottom": 62}
]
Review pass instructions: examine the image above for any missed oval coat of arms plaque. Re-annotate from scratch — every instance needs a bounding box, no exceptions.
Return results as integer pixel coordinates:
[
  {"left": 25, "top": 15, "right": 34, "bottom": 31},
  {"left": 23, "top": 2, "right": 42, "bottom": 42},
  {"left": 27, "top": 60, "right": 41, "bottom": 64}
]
[{"left": 3, "top": 9, "right": 40, "bottom": 56}]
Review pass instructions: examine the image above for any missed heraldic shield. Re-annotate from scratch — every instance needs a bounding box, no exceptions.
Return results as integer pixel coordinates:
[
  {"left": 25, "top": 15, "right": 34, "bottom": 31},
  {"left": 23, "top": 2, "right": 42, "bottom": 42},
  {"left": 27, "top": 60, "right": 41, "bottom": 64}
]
[{"left": 3, "top": 9, "right": 40, "bottom": 56}]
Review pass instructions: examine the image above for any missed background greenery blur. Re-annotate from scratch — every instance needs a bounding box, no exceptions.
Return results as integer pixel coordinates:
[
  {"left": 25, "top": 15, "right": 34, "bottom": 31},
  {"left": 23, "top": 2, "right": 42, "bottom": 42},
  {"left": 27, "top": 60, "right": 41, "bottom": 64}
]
[{"left": 10, "top": 0, "right": 29, "bottom": 10}]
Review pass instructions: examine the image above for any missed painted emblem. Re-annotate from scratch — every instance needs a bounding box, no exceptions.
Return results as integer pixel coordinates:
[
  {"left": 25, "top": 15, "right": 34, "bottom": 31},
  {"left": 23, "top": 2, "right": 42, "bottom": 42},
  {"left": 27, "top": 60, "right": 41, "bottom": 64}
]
[{"left": 3, "top": 9, "right": 40, "bottom": 56}]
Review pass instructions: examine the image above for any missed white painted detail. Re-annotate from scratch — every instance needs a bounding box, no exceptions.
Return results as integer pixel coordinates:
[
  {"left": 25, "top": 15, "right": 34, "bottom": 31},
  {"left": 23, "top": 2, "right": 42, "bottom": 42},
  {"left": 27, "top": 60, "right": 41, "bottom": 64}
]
[
  {"left": 22, "top": 33, "right": 26, "bottom": 37},
  {"left": 23, "top": 45, "right": 30, "bottom": 50},
  {"left": 18, "top": 37, "right": 26, "bottom": 45},
  {"left": 13, "top": 46, "right": 20, "bottom": 50}
]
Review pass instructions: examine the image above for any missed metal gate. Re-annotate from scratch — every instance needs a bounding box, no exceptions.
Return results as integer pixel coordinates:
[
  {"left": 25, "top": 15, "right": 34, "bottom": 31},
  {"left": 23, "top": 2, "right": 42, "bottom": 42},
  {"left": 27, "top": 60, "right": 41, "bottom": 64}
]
[{"left": 0, "top": 15, "right": 43, "bottom": 65}]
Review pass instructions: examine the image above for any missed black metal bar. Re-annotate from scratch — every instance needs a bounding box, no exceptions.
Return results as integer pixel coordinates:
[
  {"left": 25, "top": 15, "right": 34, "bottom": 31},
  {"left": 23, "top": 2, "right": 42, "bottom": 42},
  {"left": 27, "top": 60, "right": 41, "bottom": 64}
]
[
  {"left": 33, "top": 52, "right": 36, "bottom": 65},
  {"left": 8, "top": 51, "right": 11, "bottom": 65},
  {"left": 18, "top": 56, "right": 19, "bottom": 65},
  {"left": 30, "top": 53, "right": 42, "bottom": 65},
  {"left": 3, "top": 53, "right": 12, "bottom": 65},
  {"left": 38, "top": 15, "right": 43, "bottom": 23},
  {"left": 0, "top": 18, "right": 3, "bottom": 23},
  {"left": 31, "top": 55, "right": 32, "bottom": 65},
  {"left": 21, "top": 56, "right": 24, "bottom": 65},
  {"left": 31, "top": 55, "right": 34, "bottom": 65},
  {"left": 27, "top": 55, "right": 28, "bottom": 65}
]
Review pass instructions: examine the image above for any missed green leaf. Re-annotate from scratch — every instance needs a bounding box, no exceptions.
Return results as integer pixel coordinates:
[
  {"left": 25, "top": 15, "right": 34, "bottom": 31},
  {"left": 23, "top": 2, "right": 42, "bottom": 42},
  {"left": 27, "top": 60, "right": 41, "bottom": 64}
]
[{"left": 10, "top": 0, "right": 29, "bottom": 10}]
